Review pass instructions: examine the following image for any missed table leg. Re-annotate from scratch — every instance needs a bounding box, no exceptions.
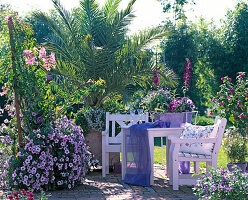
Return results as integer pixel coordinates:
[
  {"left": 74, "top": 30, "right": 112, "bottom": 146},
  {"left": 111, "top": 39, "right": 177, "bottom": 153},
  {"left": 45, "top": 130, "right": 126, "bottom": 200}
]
[
  {"left": 149, "top": 134, "right": 154, "bottom": 185},
  {"left": 166, "top": 137, "right": 171, "bottom": 178},
  {"left": 122, "top": 128, "right": 126, "bottom": 180}
]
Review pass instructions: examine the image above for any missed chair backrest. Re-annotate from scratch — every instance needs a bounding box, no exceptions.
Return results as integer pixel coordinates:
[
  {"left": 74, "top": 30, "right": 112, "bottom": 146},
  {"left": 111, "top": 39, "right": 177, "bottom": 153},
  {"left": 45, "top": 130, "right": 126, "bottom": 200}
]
[
  {"left": 105, "top": 112, "right": 149, "bottom": 144},
  {"left": 212, "top": 116, "right": 227, "bottom": 154}
]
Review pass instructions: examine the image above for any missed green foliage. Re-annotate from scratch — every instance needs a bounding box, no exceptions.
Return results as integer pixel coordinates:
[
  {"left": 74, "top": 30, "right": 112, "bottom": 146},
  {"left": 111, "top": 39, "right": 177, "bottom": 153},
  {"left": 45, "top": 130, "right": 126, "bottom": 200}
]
[
  {"left": 220, "top": 2, "right": 248, "bottom": 80},
  {"left": 195, "top": 115, "right": 215, "bottom": 126},
  {"left": 224, "top": 127, "right": 247, "bottom": 164},
  {"left": 103, "top": 94, "right": 126, "bottom": 114},
  {"left": 84, "top": 107, "right": 106, "bottom": 131},
  {"left": 74, "top": 110, "right": 89, "bottom": 135},
  {"left": 141, "top": 88, "right": 172, "bottom": 113},
  {"left": 158, "top": 0, "right": 195, "bottom": 21},
  {"left": 209, "top": 73, "right": 248, "bottom": 163},
  {"left": 210, "top": 73, "right": 248, "bottom": 130},
  {"left": 33, "top": 0, "right": 176, "bottom": 105}
]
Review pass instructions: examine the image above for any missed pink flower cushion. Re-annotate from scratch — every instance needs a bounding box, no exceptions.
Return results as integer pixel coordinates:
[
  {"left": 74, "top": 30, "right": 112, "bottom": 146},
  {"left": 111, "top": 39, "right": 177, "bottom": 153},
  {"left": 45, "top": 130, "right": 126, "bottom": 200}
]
[{"left": 179, "top": 123, "right": 219, "bottom": 156}]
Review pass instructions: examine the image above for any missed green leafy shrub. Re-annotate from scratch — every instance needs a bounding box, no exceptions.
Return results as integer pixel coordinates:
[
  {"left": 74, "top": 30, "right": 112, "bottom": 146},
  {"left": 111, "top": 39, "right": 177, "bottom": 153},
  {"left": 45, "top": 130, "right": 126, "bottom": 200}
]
[
  {"left": 224, "top": 127, "right": 248, "bottom": 164},
  {"left": 103, "top": 95, "right": 126, "bottom": 114},
  {"left": 74, "top": 110, "right": 89, "bottom": 136},
  {"left": 195, "top": 115, "right": 215, "bottom": 126},
  {"left": 84, "top": 107, "right": 105, "bottom": 131}
]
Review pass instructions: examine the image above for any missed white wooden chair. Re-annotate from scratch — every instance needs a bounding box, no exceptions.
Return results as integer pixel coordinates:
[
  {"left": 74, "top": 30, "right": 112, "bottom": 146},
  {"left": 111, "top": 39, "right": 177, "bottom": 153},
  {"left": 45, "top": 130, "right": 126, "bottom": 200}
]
[
  {"left": 160, "top": 111, "right": 199, "bottom": 166},
  {"left": 168, "top": 116, "right": 227, "bottom": 190},
  {"left": 102, "top": 112, "right": 149, "bottom": 177}
]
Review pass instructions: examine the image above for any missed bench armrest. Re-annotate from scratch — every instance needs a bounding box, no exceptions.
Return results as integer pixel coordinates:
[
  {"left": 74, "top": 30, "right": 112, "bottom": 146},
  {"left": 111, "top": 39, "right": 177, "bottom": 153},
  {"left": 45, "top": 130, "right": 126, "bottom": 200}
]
[{"left": 102, "top": 130, "right": 109, "bottom": 136}]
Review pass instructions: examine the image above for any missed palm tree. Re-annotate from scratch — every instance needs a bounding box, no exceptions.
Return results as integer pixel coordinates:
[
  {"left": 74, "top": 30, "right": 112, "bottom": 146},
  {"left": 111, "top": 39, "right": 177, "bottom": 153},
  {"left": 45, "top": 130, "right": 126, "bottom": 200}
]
[{"left": 34, "top": 0, "right": 177, "bottom": 106}]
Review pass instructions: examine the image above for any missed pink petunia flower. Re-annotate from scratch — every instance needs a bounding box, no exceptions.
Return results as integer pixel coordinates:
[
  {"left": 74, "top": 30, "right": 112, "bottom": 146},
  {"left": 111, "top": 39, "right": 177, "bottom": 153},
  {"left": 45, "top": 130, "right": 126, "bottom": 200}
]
[{"left": 230, "top": 89, "right": 234, "bottom": 93}]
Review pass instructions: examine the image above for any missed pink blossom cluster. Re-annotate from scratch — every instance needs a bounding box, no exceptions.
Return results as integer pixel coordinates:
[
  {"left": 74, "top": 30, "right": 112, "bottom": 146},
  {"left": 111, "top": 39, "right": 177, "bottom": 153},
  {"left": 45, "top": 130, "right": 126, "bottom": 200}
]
[
  {"left": 183, "top": 58, "right": 192, "bottom": 92},
  {"left": 9, "top": 116, "right": 92, "bottom": 191},
  {"left": 168, "top": 97, "right": 195, "bottom": 112},
  {"left": 0, "top": 85, "right": 8, "bottom": 96},
  {"left": 8, "top": 190, "right": 34, "bottom": 200},
  {"left": 23, "top": 47, "right": 56, "bottom": 71}
]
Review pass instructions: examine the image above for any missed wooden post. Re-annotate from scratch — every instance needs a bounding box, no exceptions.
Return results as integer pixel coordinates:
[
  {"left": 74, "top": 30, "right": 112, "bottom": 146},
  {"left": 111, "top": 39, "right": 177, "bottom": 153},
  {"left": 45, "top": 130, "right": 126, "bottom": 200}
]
[{"left": 7, "top": 16, "right": 23, "bottom": 149}]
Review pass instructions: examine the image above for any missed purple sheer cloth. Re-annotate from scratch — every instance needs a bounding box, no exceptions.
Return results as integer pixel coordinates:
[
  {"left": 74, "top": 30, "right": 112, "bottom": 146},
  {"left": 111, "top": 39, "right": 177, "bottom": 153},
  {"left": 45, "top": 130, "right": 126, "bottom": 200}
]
[
  {"left": 124, "top": 122, "right": 158, "bottom": 186},
  {"left": 178, "top": 161, "right": 190, "bottom": 174}
]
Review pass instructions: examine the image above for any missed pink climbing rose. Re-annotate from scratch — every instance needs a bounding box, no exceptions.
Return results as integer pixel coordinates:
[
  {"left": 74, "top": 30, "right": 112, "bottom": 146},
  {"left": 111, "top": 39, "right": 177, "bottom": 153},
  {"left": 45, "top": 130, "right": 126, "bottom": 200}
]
[{"left": 39, "top": 47, "right": 46, "bottom": 58}]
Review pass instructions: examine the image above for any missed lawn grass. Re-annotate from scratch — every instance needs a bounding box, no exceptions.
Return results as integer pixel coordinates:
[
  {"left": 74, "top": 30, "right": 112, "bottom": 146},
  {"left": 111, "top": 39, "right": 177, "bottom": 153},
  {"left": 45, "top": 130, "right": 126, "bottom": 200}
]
[{"left": 154, "top": 144, "right": 228, "bottom": 169}]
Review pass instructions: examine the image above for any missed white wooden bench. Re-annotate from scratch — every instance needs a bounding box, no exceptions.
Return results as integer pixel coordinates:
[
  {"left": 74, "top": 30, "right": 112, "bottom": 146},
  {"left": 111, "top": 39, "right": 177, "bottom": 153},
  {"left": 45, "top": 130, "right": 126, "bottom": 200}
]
[
  {"left": 102, "top": 112, "right": 149, "bottom": 177},
  {"left": 168, "top": 116, "right": 227, "bottom": 190}
]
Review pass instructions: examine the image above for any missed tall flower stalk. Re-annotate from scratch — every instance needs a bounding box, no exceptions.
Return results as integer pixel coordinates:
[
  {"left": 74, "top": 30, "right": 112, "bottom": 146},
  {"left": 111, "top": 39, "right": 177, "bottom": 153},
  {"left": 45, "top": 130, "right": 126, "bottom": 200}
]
[
  {"left": 182, "top": 58, "right": 192, "bottom": 96},
  {"left": 153, "top": 68, "right": 160, "bottom": 86}
]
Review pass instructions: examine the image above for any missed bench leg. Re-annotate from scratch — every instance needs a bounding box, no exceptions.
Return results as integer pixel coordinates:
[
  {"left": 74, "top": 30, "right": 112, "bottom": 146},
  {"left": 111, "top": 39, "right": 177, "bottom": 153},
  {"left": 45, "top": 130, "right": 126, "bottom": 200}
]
[
  {"left": 172, "top": 157, "right": 179, "bottom": 190},
  {"left": 194, "top": 162, "right": 200, "bottom": 174}
]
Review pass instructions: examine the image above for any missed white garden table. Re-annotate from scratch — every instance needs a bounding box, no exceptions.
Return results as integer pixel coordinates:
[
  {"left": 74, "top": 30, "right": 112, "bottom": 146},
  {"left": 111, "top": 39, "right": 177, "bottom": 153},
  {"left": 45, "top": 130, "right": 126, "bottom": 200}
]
[{"left": 122, "top": 127, "right": 183, "bottom": 185}]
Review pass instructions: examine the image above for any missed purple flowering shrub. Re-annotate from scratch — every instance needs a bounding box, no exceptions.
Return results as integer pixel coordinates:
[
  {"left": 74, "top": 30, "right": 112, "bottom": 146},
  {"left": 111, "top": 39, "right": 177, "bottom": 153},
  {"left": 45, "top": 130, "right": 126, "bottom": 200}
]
[
  {"left": 193, "top": 168, "right": 248, "bottom": 199},
  {"left": 0, "top": 135, "right": 13, "bottom": 189},
  {"left": 8, "top": 117, "right": 92, "bottom": 191}
]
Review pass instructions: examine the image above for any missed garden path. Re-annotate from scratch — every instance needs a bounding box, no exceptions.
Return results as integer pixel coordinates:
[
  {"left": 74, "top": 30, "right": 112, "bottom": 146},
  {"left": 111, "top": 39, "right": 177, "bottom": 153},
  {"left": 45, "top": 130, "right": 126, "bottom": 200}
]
[{"left": 47, "top": 165, "right": 197, "bottom": 200}]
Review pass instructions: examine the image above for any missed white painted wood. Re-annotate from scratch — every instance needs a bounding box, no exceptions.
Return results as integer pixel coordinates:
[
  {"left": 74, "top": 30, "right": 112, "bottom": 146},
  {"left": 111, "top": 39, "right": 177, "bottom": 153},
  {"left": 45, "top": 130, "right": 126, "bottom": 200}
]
[
  {"left": 168, "top": 117, "right": 227, "bottom": 190},
  {"left": 146, "top": 128, "right": 184, "bottom": 185},
  {"left": 121, "top": 128, "right": 126, "bottom": 180},
  {"left": 102, "top": 134, "right": 106, "bottom": 177},
  {"left": 149, "top": 132, "right": 154, "bottom": 185},
  {"left": 102, "top": 112, "right": 149, "bottom": 177}
]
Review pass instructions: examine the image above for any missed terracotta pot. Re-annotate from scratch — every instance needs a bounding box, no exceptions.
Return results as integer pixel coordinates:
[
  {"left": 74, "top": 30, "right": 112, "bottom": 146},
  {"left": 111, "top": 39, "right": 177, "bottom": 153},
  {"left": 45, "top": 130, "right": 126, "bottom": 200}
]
[
  {"left": 227, "top": 162, "right": 247, "bottom": 173},
  {"left": 85, "top": 129, "right": 120, "bottom": 167}
]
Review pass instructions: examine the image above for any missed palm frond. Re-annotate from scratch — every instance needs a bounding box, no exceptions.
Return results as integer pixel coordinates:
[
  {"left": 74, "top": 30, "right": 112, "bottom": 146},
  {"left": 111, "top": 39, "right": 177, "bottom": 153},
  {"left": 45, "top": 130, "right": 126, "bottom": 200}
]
[
  {"left": 51, "top": 0, "right": 74, "bottom": 33},
  {"left": 104, "top": 0, "right": 121, "bottom": 22}
]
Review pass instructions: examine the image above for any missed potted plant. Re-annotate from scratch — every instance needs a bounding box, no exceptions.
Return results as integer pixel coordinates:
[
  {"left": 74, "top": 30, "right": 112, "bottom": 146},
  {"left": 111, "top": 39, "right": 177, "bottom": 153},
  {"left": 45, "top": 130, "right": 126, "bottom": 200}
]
[
  {"left": 224, "top": 127, "right": 247, "bottom": 172},
  {"left": 141, "top": 88, "right": 195, "bottom": 127},
  {"left": 141, "top": 58, "right": 195, "bottom": 127},
  {"left": 210, "top": 72, "right": 248, "bottom": 170}
]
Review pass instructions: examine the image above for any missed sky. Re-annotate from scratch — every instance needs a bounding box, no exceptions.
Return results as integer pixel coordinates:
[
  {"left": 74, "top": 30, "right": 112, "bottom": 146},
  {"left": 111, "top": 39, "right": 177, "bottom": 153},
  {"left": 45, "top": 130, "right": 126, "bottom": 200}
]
[{"left": 0, "top": 0, "right": 237, "bottom": 34}]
